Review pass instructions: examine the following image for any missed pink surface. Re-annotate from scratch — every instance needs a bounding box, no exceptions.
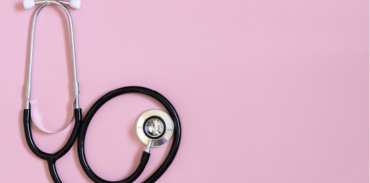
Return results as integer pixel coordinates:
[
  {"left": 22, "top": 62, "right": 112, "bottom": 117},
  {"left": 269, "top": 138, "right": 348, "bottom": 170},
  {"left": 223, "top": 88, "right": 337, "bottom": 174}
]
[{"left": 0, "top": 0, "right": 368, "bottom": 182}]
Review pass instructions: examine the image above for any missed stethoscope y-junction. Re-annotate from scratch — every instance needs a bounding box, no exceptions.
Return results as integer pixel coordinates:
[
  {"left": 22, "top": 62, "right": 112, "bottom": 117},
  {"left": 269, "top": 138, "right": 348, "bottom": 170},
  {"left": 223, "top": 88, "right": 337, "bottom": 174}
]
[{"left": 22, "top": 1, "right": 181, "bottom": 183}]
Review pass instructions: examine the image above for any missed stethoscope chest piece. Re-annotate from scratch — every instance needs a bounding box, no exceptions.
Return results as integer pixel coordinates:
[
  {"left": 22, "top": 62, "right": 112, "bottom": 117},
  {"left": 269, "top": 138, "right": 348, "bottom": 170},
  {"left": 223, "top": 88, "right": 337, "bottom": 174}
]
[{"left": 136, "top": 109, "right": 174, "bottom": 147}]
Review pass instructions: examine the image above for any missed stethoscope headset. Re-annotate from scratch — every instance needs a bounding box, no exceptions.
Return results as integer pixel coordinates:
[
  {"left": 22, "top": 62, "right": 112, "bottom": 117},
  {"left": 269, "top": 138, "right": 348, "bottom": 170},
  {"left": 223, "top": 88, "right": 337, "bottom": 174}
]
[{"left": 22, "top": 1, "right": 182, "bottom": 183}]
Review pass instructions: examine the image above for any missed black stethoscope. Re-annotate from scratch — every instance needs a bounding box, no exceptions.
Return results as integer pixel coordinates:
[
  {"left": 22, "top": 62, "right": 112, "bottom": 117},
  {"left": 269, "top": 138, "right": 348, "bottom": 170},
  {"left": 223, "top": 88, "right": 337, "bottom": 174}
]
[{"left": 22, "top": 1, "right": 181, "bottom": 182}]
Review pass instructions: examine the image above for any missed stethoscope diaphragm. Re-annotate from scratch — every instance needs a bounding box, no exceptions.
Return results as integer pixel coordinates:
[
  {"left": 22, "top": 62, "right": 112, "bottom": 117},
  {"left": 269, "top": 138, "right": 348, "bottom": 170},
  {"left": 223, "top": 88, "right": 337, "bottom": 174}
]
[{"left": 136, "top": 109, "right": 174, "bottom": 147}]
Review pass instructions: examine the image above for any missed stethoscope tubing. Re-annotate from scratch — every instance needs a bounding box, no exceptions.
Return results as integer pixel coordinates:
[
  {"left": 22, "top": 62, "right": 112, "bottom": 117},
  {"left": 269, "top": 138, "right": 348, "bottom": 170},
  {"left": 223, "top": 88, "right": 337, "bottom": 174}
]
[
  {"left": 23, "top": 108, "right": 82, "bottom": 183},
  {"left": 77, "top": 86, "right": 182, "bottom": 183}
]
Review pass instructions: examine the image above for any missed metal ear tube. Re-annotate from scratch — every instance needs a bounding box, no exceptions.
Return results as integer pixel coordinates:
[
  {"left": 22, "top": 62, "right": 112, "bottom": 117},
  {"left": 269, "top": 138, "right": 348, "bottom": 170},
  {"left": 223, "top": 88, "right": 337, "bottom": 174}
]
[{"left": 24, "top": 0, "right": 80, "bottom": 133}]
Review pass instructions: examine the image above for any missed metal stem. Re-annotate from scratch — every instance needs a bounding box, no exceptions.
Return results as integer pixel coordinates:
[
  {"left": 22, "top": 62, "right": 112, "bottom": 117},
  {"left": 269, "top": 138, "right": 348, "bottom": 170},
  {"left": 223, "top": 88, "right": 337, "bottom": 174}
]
[{"left": 145, "top": 139, "right": 153, "bottom": 153}]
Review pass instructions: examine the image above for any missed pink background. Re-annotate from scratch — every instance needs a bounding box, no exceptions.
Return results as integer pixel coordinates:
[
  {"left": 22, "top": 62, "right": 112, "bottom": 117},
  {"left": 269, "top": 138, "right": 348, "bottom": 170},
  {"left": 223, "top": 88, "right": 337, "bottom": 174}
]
[{"left": 0, "top": 0, "right": 368, "bottom": 182}]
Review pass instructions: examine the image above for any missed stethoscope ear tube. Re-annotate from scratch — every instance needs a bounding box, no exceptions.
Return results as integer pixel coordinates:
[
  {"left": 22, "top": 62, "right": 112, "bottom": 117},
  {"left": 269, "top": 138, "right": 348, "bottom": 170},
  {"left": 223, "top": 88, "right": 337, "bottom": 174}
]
[
  {"left": 77, "top": 86, "right": 181, "bottom": 183},
  {"left": 23, "top": 108, "right": 82, "bottom": 183},
  {"left": 22, "top": 1, "right": 83, "bottom": 183}
]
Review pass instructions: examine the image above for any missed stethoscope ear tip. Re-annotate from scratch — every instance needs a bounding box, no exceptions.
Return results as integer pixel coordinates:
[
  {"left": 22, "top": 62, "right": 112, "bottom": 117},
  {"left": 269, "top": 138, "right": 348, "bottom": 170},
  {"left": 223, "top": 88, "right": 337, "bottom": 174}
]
[
  {"left": 69, "top": 0, "right": 81, "bottom": 9},
  {"left": 23, "top": 0, "right": 35, "bottom": 9}
]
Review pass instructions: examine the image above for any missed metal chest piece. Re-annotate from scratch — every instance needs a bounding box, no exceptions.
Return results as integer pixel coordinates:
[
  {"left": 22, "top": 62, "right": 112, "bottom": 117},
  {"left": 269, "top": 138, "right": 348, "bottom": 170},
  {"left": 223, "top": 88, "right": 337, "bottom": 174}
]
[{"left": 136, "top": 109, "right": 174, "bottom": 150}]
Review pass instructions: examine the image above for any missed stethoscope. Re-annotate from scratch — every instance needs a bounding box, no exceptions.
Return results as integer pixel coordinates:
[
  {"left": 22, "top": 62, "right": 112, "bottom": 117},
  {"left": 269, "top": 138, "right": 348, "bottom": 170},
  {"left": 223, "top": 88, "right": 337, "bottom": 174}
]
[{"left": 22, "top": 1, "right": 181, "bottom": 183}]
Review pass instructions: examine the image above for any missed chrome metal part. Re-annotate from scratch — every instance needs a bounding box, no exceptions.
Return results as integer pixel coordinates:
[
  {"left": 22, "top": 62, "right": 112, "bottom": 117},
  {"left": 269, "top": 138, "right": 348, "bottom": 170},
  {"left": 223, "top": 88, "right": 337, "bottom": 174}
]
[
  {"left": 144, "top": 117, "right": 165, "bottom": 138},
  {"left": 145, "top": 139, "right": 153, "bottom": 153},
  {"left": 24, "top": 1, "right": 80, "bottom": 133},
  {"left": 136, "top": 109, "right": 174, "bottom": 147},
  {"left": 34, "top": 0, "right": 69, "bottom": 5}
]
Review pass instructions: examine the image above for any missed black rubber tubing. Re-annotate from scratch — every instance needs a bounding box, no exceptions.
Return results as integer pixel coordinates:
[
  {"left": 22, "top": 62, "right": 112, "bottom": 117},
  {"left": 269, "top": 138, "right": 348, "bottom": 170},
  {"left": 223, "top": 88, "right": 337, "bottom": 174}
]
[
  {"left": 23, "top": 108, "right": 82, "bottom": 183},
  {"left": 77, "top": 86, "right": 181, "bottom": 183}
]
